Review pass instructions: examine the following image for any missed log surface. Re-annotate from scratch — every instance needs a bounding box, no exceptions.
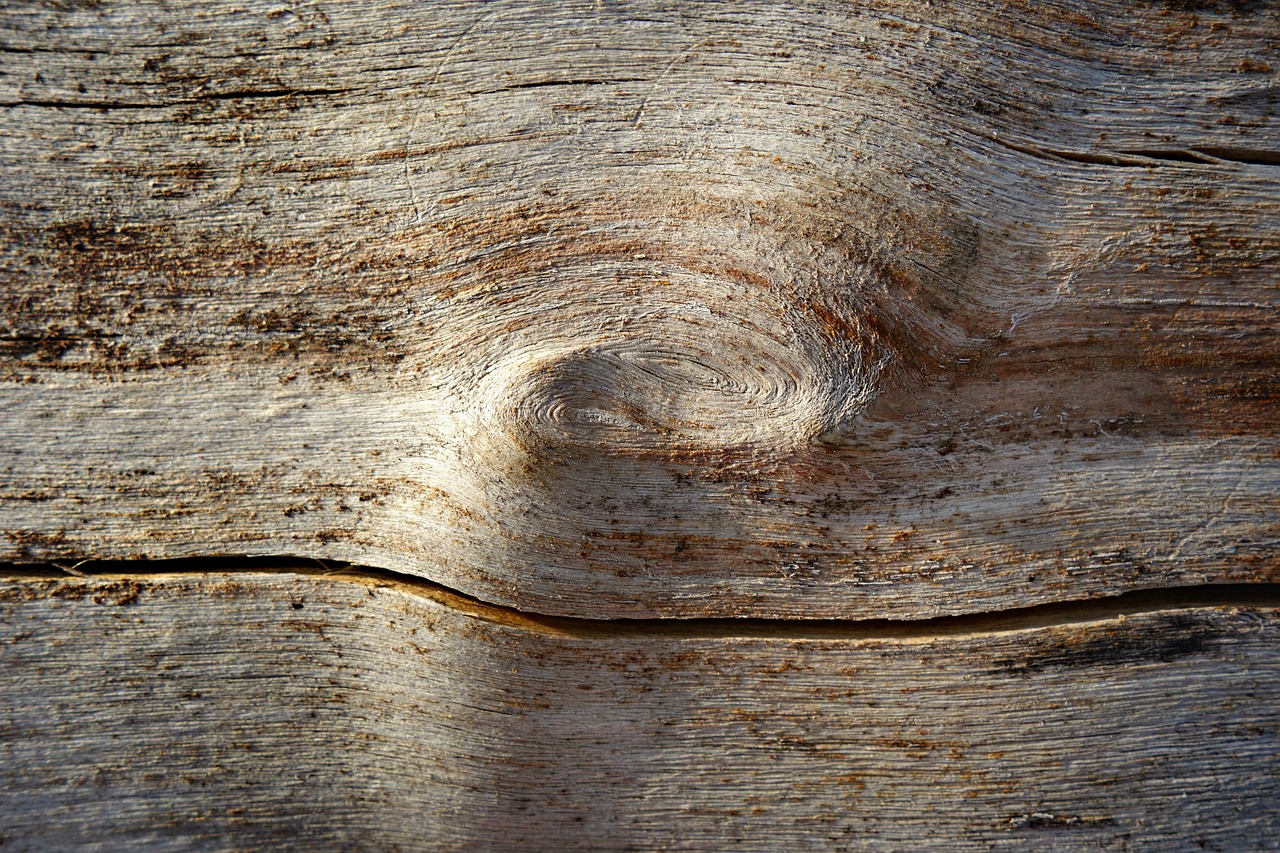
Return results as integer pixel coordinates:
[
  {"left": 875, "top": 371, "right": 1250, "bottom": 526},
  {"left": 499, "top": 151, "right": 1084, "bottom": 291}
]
[
  {"left": 1, "top": 0, "right": 1277, "bottom": 619},
  {"left": 2, "top": 3, "right": 1278, "bottom": 843},
  {"left": 1, "top": 570, "right": 1277, "bottom": 852}
]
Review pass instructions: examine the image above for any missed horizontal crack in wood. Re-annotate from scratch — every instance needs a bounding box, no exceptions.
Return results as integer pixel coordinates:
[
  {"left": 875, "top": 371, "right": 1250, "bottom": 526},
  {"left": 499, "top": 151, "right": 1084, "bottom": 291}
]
[
  {"left": 1, "top": 88, "right": 347, "bottom": 110},
  {"left": 3, "top": 557, "right": 1277, "bottom": 641},
  {"left": 991, "top": 135, "right": 1280, "bottom": 168}
]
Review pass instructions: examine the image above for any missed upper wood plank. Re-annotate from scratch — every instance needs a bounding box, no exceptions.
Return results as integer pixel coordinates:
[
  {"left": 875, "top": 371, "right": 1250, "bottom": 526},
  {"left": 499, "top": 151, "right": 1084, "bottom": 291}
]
[{"left": 1, "top": 0, "right": 1277, "bottom": 618}]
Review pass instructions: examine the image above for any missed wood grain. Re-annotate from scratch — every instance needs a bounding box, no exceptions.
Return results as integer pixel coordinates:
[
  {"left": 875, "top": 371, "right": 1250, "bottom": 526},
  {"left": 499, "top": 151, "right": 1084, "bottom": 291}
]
[
  {"left": 2, "top": 3, "right": 1276, "bottom": 842},
  {"left": 1, "top": 569, "right": 1277, "bottom": 851},
  {"left": 1, "top": 1, "right": 1277, "bottom": 620}
]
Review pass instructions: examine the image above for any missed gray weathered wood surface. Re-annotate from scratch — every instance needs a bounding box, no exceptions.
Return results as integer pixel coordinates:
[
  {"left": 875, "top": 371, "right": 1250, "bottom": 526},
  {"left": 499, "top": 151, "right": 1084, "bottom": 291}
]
[
  {"left": 2, "top": 571, "right": 1278, "bottom": 851},
  {"left": 1, "top": 0, "right": 1278, "bottom": 848},
  {"left": 1, "top": 0, "right": 1276, "bottom": 618}
]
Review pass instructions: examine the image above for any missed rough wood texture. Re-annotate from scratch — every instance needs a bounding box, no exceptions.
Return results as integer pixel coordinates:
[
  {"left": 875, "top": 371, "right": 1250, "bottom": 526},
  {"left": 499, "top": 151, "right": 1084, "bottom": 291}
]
[
  {"left": 1, "top": 2, "right": 1278, "bottom": 843},
  {"left": 0, "top": 570, "right": 1276, "bottom": 851},
  {"left": 1, "top": 0, "right": 1277, "bottom": 619}
]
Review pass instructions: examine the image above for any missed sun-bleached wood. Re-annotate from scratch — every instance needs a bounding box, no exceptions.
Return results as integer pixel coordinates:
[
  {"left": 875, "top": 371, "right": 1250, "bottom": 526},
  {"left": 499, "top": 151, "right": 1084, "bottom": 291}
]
[
  {"left": 1, "top": 571, "right": 1277, "bottom": 851},
  {"left": 3, "top": 2, "right": 1277, "bottom": 847},
  {"left": 0, "top": 0, "right": 1276, "bottom": 619}
]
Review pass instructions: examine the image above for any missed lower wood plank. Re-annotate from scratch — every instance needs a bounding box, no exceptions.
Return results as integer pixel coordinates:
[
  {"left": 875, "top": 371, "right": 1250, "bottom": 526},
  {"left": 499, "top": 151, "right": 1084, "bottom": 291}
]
[{"left": 1, "top": 571, "right": 1276, "bottom": 851}]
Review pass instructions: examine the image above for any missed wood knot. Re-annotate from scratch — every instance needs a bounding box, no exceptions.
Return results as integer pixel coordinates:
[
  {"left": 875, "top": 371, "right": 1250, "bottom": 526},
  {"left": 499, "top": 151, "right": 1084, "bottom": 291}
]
[{"left": 474, "top": 314, "right": 881, "bottom": 462}]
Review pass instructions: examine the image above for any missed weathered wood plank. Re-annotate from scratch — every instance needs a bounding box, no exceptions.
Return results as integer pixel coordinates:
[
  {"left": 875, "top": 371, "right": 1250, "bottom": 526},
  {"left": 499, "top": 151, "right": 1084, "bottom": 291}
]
[
  {"left": 1, "top": 0, "right": 1277, "bottom": 619},
  {"left": 0, "top": 570, "right": 1276, "bottom": 850}
]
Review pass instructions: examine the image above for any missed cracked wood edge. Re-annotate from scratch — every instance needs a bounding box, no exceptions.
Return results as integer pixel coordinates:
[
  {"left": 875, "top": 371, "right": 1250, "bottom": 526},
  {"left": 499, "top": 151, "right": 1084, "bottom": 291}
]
[
  {"left": 1, "top": 570, "right": 1277, "bottom": 851},
  {"left": 1, "top": 0, "right": 1278, "bottom": 619}
]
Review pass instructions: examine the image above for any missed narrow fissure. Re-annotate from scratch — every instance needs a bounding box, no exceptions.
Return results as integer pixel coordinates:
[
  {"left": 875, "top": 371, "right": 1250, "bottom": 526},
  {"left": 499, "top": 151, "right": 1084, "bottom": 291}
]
[
  {"left": 1190, "top": 146, "right": 1280, "bottom": 167},
  {"left": 992, "top": 136, "right": 1280, "bottom": 169},
  {"left": 1, "top": 88, "right": 347, "bottom": 111},
  {"left": 484, "top": 77, "right": 648, "bottom": 93},
  {"left": 2, "top": 557, "right": 1277, "bottom": 641}
]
